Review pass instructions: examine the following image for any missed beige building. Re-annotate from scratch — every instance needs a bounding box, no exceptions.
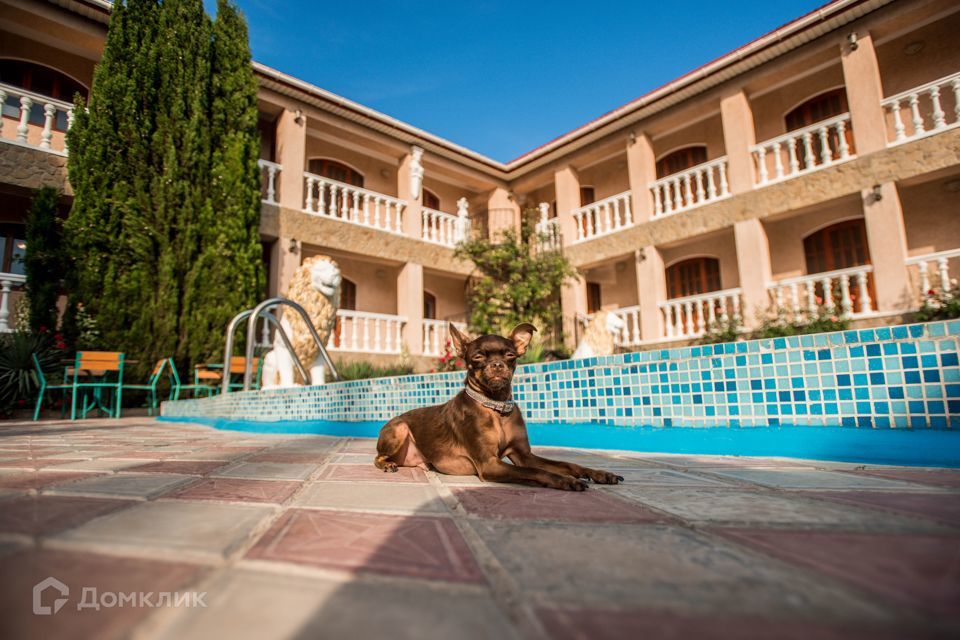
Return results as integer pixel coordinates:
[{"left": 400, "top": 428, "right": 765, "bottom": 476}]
[{"left": 1, "top": 0, "right": 959, "bottom": 368}]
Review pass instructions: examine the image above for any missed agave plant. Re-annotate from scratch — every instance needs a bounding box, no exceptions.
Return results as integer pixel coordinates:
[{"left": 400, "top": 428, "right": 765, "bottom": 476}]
[{"left": 0, "top": 331, "right": 62, "bottom": 416}]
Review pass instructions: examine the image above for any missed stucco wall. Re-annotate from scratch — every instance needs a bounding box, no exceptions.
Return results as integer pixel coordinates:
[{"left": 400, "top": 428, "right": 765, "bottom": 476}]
[
  {"left": 764, "top": 196, "right": 865, "bottom": 280},
  {"left": 750, "top": 64, "right": 847, "bottom": 142},
  {"left": 660, "top": 229, "right": 740, "bottom": 292},
  {"left": 900, "top": 172, "right": 960, "bottom": 256},
  {"left": 651, "top": 112, "right": 726, "bottom": 168},
  {"left": 423, "top": 271, "right": 467, "bottom": 320},
  {"left": 304, "top": 137, "right": 398, "bottom": 197}
]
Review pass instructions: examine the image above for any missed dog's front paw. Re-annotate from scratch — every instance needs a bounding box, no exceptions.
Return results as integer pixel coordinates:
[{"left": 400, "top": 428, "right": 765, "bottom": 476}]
[
  {"left": 553, "top": 475, "right": 589, "bottom": 491},
  {"left": 583, "top": 468, "right": 624, "bottom": 484}
]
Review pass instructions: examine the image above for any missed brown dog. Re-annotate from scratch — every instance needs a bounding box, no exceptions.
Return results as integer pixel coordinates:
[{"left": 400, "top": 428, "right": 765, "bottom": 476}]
[{"left": 374, "top": 323, "right": 623, "bottom": 490}]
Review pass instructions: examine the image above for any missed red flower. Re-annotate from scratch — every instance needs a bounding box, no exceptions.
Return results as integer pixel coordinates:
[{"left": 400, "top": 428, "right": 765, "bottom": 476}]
[
  {"left": 928, "top": 289, "right": 936, "bottom": 296},
  {"left": 38, "top": 326, "right": 48, "bottom": 334},
  {"left": 455, "top": 359, "right": 464, "bottom": 367},
  {"left": 56, "top": 341, "right": 66, "bottom": 349}
]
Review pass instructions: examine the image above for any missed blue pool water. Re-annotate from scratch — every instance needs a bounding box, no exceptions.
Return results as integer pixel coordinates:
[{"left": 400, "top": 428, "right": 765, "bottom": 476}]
[{"left": 158, "top": 416, "right": 960, "bottom": 468}]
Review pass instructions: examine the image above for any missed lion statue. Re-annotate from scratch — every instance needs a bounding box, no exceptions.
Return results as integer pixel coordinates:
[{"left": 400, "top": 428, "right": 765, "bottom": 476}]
[
  {"left": 572, "top": 310, "right": 626, "bottom": 360},
  {"left": 261, "top": 255, "right": 341, "bottom": 388}
]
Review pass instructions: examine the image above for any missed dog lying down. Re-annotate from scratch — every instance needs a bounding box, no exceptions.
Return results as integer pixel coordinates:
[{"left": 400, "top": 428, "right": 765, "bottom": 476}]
[{"left": 375, "top": 323, "right": 623, "bottom": 491}]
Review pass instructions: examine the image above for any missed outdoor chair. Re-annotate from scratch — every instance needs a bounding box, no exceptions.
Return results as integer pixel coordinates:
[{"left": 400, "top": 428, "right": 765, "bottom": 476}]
[
  {"left": 121, "top": 358, "right": 170, "bottom": 416},
  {"left": 69, "top": 351, "right": 125, "bottom": 420},
  {"left": 169, "top": 359, "right": 218, "bottom": 400},
  {"left": 194, "top": 356, "right": 262, "bottom": 394},
  {"left": 32, "top": 353, "right": 71, "bottom": 421}
]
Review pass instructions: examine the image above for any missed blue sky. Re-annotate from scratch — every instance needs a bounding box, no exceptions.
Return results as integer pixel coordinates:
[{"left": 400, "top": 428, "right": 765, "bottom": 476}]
[{"left": 205, "top": 1, "right": 827, "bottom": 162}]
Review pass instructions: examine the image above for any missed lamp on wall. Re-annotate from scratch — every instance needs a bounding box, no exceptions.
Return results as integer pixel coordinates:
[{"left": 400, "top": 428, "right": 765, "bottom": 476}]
[
  {"left": 871, "top": 184, "right": 883, "bottom": 203},
  {"left": 628, "top": 130, "right": 637, "bottom": 145},
  {"left": 294, "top": 109, "right": 304, "bottom": 125},
  {"left": 288, "top": 238, "right": 299, "bottom": 254},
  {"left": 846, "top": 32, "right": 858, "bottom": 51}
]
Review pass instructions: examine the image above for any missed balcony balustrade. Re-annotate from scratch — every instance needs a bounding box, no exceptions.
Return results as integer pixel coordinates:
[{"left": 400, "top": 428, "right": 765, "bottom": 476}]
[
  {"left": 0, "top": 83, "right": 74, "bottom": 155},
  {"left": 421, "top": 202, "right": 468, "bottom": 248},
  {"left": 650, "top": 157, "right": 730, "bottom": 218},
  {"left": 0, "top": 273, "right": 26, "bottom": 332},
  {"left": 660, "top": 288, "right": 742, "bottom": 340},
  {"left": 327, "top": 310, "right": 406, "bottom": 354},
  {"left": 534, "top": 203, "right": 561, "bottom": 253},
  {"left": 570, "top": 191, "right": 633, "bottom": 244},
  {"left": 906, "top": 248, "right": 960, "bottom": 302},
  {"left": 752, "top": 114, "right": 853, "bottom": 186},
  {"left": 257, "top": 159, "right": 280, "bottom": 205},
  {"left": 768, "top": 265, "right": 875, "bottom": 321},
  {"left": 883, "top": 71, "right": 960, "bottom": 145},
  {"left": 422, "top": 319, "right": 468, "bottom": 356},
  {"left": 303, "top": 173, "right": 406, "bottom": 235}
]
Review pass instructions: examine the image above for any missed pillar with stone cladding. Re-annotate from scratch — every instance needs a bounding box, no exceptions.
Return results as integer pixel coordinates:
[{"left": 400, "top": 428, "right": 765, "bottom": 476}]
[
  {"left": 840, "top": 29, "right": 888, "bottom": 156},
  {"left": 626, "top": 132, "right": 657, "bottom": 224},
  {"left": 720, "top": 90, "right": 757, "bottom": 194},
  {"left": 635, "top": 246, "right": 666, "bottom": 342},
  {"left": 863, "top": 182, "right": 911, "bottom": 312},
  {"left": 397, "top": 262, "right": 424, "bottom": 355},
  {"left": 275, "top": 108, "right": 306, "bottom": 210},
  {"left": 733, "top": 219, "right": 773, "bottom": 329}
]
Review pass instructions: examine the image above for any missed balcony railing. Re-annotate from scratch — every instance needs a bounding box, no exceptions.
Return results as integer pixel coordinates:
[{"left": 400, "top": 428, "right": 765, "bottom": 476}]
[
  {"left": 660, "top": 288, "right": 742, "bottom": 340},
  {"left": 906, "top": 248, "right": 960, "bottom": 302},
  {"left": 650, "top": 156, "right": 730, "bottom": 217},
  {"left": 570, "top": 191, "right": 633, "bottom": 244},
  {"left": 258, "top": 160, "right": 280, "bottom": 205},
  {"left": 0, "top": 273, "right": 26, "bottom": 332},
  {"left": 422, "top": 319, "right": 467, "bottom": 356},
  {"left": 0, "top": 83, "right": 74, "bottom": 155},
  {"left": 421, "top": 207, "right": 467, "bottom": 247},
  {"left": 327, "top": 310, "right": 406, "bottom": 354},
  {"left": 534, "top": 203, "right": 561, "bottom": 252},
  {"left": 883, "top": 71, "right": 960, "bottom": 146},
  {"left": 751, "top": 113, "right": 854, "bottom": 186},
  {"left": 768, "top": 265, "right": 875, "bottom": 320},
  {"left": 303, "top": 173, "right": 406, "bottom": 235}
]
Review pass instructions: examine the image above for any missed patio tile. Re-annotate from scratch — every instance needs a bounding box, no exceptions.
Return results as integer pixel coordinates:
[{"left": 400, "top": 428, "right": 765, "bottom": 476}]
[
  {"left": 611, "top": 468, "right": 730, "bottom": 486},
  {"left": 0, "top": 471, "right": 104, "bottom": 491},
  {"left": 432, "top": 472, "right": 486, "bottom": 486},
  {"left": 155, "top": 569, "right": 519, "bottom": 640},
  {"left": 330, "top": 452, "right": 373, "bottom": 464},
  {"left": 718, "top": 529, "right": 960, "bottom": 618},
  {"left": 700, "top": 468, "right": 937, "bottom": 491},
  {"left": 0, "top": 496, "right": 133, "bottom": 536},
  {"left": 44, "top": 473, "right": 195, "bottom": 500},
  {"left": 44, "top": 459, "right": 152, "bottom": 473},
  {"left": 452, "top": 486, "right": 665, "bottom": 523},
  {"left": 212, "top": 462, "right": 317, "bottom": 481},
  {"left": 315, "top": 464, "right": 428, "bottom": 483},
  {"left": 166, "top": 478, "right": 301, "bottom": 504},
  {"left": 341, "top": 439, "right": 377, "bottom": 454},
  {"left": 0, "top": 548, "right": 206, "bottom": 640},
  {"left": 803, "top": 491, "right": 960, "bottom": 528},
  {"left": 244, "top": 451, "right": 328, "bottom": 464},
  {"left": 52, "top": 501, "right": 274, "bottom": 560},
  {"left": 618, "top": 487, "right": 947, "bottom": 530},
  {"left": 536, "top": 608, "right": 932, "bottom": 640},
  {"left": 247, "top": 508, "right": 484, "bottom": 583},
  {"left": 845, "top": 468, "right": 960, "bottom": 489},
  {"left": 471, "top": 521, "right": 886, "bottom": 619},
  {"left": 294, "top": 482, "right": 447, "bottom": 514},
  {"left": 123, "top": 460, "right": 229, "bottom": 475}
]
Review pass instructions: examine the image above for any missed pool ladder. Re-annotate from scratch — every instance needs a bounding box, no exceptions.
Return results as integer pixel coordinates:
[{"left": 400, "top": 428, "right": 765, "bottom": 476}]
[{"left": 222, "top": 297, "right": 341, "bottom": 394}]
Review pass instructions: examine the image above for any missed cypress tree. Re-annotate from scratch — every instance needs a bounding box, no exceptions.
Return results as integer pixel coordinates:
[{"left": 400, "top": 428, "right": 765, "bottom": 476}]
[
  {"left": 182, "top": 0, "right": 263, "bottom": 365},
  {"left": 24, "top": 186, "right": 64, "bottom": 333}
]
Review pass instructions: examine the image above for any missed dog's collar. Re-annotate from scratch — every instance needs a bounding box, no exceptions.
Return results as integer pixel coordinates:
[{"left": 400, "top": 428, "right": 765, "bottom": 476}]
[{"left": 464, "top": 386, "right": 514, "bottom": 414}]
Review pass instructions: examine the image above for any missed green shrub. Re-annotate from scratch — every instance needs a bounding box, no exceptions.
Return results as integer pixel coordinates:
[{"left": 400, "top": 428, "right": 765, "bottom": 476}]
[
  {"left": 0, "top": 331, "right": 66, "bottom": 416},
  {"left": 915, "top": 286, "right": 960, "bottom": 321},
  {"left": 335, "top": 360, "right": 415, "bottom": 381}
]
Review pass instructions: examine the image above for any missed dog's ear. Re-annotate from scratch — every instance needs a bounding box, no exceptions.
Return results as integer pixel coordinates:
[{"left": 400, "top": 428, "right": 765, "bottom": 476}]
[
  {"left": 448, "top": 323, "right": 473, "bottom": 357},
  {"left": 509, "top": 323, "right": 537, "bottom": 356}
]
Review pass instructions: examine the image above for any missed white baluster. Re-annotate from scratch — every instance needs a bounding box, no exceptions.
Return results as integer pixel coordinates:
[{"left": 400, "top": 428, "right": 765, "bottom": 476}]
[
  {"left": 17, "top": 95, "right": 32, "bottom": 143},
  {"left": 662, "top": 183, "right": 673, "bottom": 214},
  {"left": 806, "top": 281, "right": 816, "bottom": 314},
  {"left": 694, "top": 169, "right": 706, "bottom": 204},
  {"left": 930, "top": 85, "right": 947, "bottom": 130},
  {"left": 694, "top": 300, "right": 704, "bottom": 334},
  {"left": 773, "top": 142, "right": 785, "bottom": 179},
  {"left": 623, "top": 195, "right": 632, "bottom": 226},
  {"left": 374, "top": 318, "right": 382, "bottom": 352},
  {"left": 857, "top": 271, "right": 872, "bottom": 313},
  {"left": 265, "top": 165, "right": 277, "bottom": 204},
  {"left": 938, "top": 257, "right": 950, "bottom": 292},
  {"left": 351, "top": 190, "right": 361, "bottom": 222},
  {"left": 612, "top": 198, "right": 622, "bottom": 229},
  {"left": 395, "top": 204, "right": 404, "bottom": 234},
  {"left": 818, "top": 126, "right": 831, "bottom": 164},
  {"left": 40, "top": 103, "right": 55, "bottom": 149},
  {"left": 918, "top": 261, "right": 930, "bottom": 296},
  {"left": 672, "top": 179, "right": 683, "bottom": 212},
  {"left": 952, "top": 78, "right": 960, "bottom": 123},
  {"left": 682, "top": 174, "right": 693, "bottom": 208},
  {"left": 786, "top": 138, "right": 799, "bottom": 176},
  {"left": 361, "top": 317, "right": 370, "bottom": 351},
  {"left": 0, "top": 280, "right": 12, "bottom": 332},
  {"left": 340, "top": 186, "right": 349, "bottom": 219},
  {"left": 585, "top": 208, "right": 595, "bottom": 238},
  {"left": 652, "top": 185, "right": 663, "bottom": 216},
  {"left": 718, "top": 161, "right": 729, "bottom": 195},
  {"left": 684, "top": 301, "right": 694, "bottom": 336},
  {"left": 836, "top": 120, "right": 850, "bottom": 159},
  {"left": 755, "top": 147, "right": 768, "bottom": 184},
  {"left": 774, "top": 286, "right": 784, "bottom": 316},
  {"left": 801, "top": 132, "right": 815, "bottom": 170},
  {"left": 318, "top": 180, "right": 327, "bottom": 215},
  {"left": 839, "top": 274, "right": 852, "bottom": 315},
  {"left": 362, "top": 194, "right": 371, "bottom": 225},
  {"left": 789, "top": 282, "right": 800, "bottom": 314},
  {"left": 731, "top": 294, "right": 741, "bottom": 321},
  {"left": 705, "top": 167, "right": 717, "bottom": 200},
  {"left": 0, "top": 89, "right": 6, "bottom": 137},
  {"left": 889, "top": 99, "right": 906, "bottom": 143},
  {"left": 821, "top": 277, "right": 834, "bottom": 308},
  {"left": 631, "top": 309, "right": 640, "bottom": 344},
  {"left": 373, "top": 197, "right": 382, "bottom": 228},
  {"left": 908, "top": 93, "right": 925, "bottom": 136},
  {"left": 329, "top": 184, "right": 339, "bottom": 218},
  {"left": 304, "top": 176, "right": 315, "bottom": 212}
]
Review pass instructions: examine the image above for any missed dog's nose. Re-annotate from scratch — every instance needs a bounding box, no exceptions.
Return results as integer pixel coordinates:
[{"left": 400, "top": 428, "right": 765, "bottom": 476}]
[{"left": 489, "top": 361, "right": 507, "bottom": 371}]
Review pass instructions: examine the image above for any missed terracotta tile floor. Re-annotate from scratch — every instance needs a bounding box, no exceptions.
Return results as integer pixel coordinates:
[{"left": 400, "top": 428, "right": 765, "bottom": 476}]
[{"left": 0, "top": 417, "right": 957, "bottom": 640}]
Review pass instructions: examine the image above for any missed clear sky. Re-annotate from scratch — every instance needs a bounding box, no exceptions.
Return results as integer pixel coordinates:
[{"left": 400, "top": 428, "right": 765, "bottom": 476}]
[{"left": 205, "top": 0, "right": 828, "bottom": 162}]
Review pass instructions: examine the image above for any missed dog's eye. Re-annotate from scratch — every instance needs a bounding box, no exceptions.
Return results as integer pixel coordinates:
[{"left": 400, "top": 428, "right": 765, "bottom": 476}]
[{"left": 505, "top": 352, "right": 517, "bottom": 360}]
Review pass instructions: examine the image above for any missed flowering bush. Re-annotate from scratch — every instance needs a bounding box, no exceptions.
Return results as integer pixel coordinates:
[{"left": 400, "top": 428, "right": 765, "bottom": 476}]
[
  {"left": 916, "top": 283, "right": 960, "bottom": 321},
  {"left": 433, "top": 340, "right": 465, "bottom": 373}
]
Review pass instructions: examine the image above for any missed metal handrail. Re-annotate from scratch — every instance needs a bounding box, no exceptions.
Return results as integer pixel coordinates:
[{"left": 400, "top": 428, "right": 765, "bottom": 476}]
[
  {"left": 242, "top": 297, "right": 340, "bottom": 391},
  {"left": 222, "top": 308, "right": 308, "bottom": 395}
]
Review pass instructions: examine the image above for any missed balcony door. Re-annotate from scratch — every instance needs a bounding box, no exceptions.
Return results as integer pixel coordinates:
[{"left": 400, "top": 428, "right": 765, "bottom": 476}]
[
  {"left": 666, "top": 257, "right": 721, "bottom": 299},
  {"left": 656, "top": 146, "right": 707, "bottom": 179},
  {"left": 332, "top": 277, "right": 357, "bottom": 348},
  {"left": 423, "top": 291, "right": 437, "bottom": 320},
  {"left": 423, "top": 188, "right": 440, "bottom": 211},
  {"left": 308, "top": 159, "right": 364, "bottom": 187},
  {"left": 785, "top": 89, "right": 854, "bottom": 169},
  {"left": 803, "top": 219, "right": 876, "bottom": 310}
]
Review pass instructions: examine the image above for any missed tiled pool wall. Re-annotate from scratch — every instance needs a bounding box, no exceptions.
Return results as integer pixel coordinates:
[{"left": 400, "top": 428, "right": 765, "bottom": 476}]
[{"left": 162, "top": 320, "right": 960, "bottom": 430}]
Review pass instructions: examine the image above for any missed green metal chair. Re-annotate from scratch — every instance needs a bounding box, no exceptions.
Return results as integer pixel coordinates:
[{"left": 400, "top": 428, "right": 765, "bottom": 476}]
[
  {"left": 32, "top": 353, "right": 71, "bottom": 421},
  {"left": 122, "top": 358, "right": 170, "bottom": 416},
  {"left": 169, "top": 359, "right": 218, "bottom": 400},
  {"left": 70, "top": 351, "right": 125, "bottom": 420}
]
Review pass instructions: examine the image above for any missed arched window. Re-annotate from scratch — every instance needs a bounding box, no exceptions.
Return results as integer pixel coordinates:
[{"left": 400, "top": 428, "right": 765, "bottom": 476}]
[
  {"left": 803, "top": 219, "right": 870, "bottom": 274},
  {"left": 423, "top": 291, "right": 437, "bottom": 319},
  {"left": 0, "top": 59, "right": 87, "bottom": 131},
  {"left": 423, "top": 189, "right": 440, "bottom": 210},
  {"left": 656, "top": 146, "right": 707, "bottom": 179},
  {"left": 785, "top": 89, "right": 854, "bottom": 169},
  {"left": 307, "top": 158, "right": 364, "bottom": 187},
  {"left": 339, "top": 278, "right": 357, "bottom": 310},
  {"left": 666, "top": 257, "right": 721, "bottom": 299}
]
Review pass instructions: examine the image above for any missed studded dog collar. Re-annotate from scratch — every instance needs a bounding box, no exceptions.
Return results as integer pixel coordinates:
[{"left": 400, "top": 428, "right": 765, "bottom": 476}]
[{"left": 464, "top": 386, "right": 515, "bottom": 415}]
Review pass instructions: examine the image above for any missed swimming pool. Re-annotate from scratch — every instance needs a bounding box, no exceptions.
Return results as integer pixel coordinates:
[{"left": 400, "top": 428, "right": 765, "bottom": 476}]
[{"left": 160, "top": 319, "right": 960, "bottom": 467}]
